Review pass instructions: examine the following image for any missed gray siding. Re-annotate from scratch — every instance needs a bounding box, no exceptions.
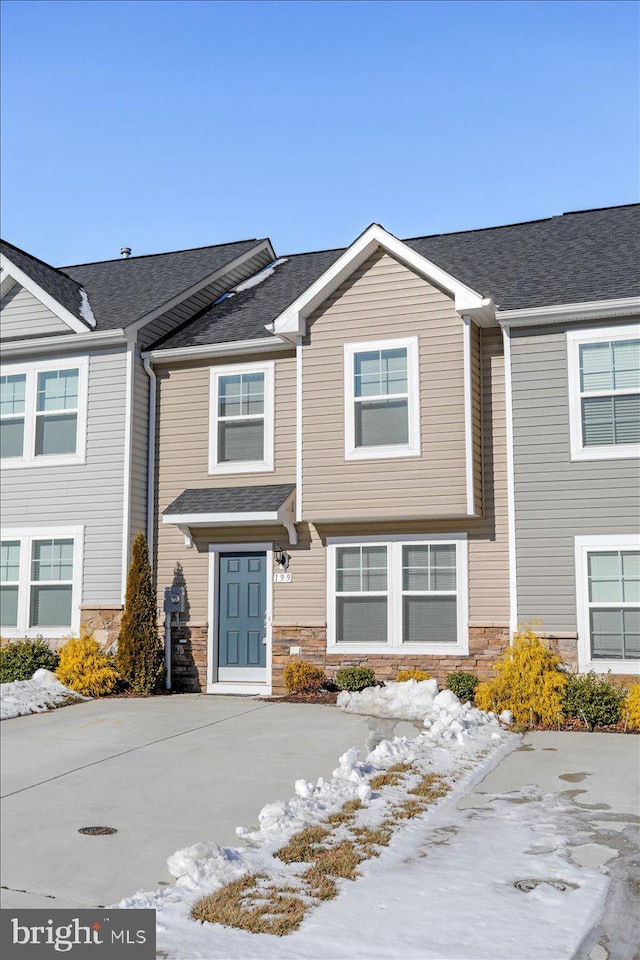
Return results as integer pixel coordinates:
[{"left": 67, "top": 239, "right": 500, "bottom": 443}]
[
  {"left": 1, "top": 284, "right": 69, "bottom": 339},
  {"left": 0, "top": 346, "right": 127, "bottom": 607},
  {"left": 511, "top": 320, "right": 640, "bottom": 633}
]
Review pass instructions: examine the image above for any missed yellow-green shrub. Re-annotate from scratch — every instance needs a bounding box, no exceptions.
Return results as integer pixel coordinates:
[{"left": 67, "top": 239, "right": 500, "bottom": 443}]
[
  {"left": 284, "top": 661, "right": 326, "bottom": 694},
  {"left": 475, "top": 627, "right": 567, "bottom": 724},
  {"left": 395, "top": 669, "right": 431, "bottom": 682},
  {"left": 625, "top": 684, "right": 640, "bottom": 730},
  {"left": 56, "top": 634, "right": 119, "bottom": 697}
]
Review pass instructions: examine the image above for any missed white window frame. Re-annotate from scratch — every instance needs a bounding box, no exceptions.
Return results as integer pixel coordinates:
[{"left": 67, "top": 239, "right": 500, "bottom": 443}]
[
  {"left": 327, "top": 534, "right": 468, "bottom": 655},
  {"left": 567, "top": 325, "right": 640, "bottom": 461},
  {"left": 208, "top": 360, "right": 274, "bottom": 474},
  {"left": 0, "top": 525, "right": 83, "bottom": 639},
  {"left": 344, "top": 337, "right": 421, "bottom": 461},
  {"left": 0, "top": 356, "right": 88, "bottom": 469},
  {"left": 575, "top": 534, "right": 640, "bottom": 675}
]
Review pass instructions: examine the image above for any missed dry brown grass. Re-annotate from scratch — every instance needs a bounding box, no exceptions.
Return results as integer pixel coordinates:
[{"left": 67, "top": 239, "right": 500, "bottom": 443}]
[
  {"left": 325, "top": 798, "right": 363, "bottom": 824},
  {"left": 275, "top": 825, "right": 330, "bottom": 864},
  {"left": 351, "top": 824, "right": 393, "bottom": 854},
  {"left": 192, "top": 875, "right": 307, "bottom": 936},
  {"left": 393, "top": 798, "right": 428, "bottom": 819},
  {"left": 409, "top": 772, "right": 449, "bottom": 801}
]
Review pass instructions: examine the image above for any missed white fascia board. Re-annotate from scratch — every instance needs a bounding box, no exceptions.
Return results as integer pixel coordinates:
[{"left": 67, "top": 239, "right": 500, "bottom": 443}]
[
  {"left": 144, "top": 337, "right": 289, "bottom": 364},
  {"left": 163, "top": 511, "right": 281, "bottom": 525},
  {"left": 124, "top": 239, "right": 277, "bottom": 336},
  {"left": 0, "top": 328, "right": 127, "bottom": 357},
  {"left": 271, "top": 224, "right": 495, "bottom": 338},
  {"left": 0, "top": 253, "right": 95, "bottom": 332},
  {"left": 497, "top": 297, "right": 640, "bottom": 328}
]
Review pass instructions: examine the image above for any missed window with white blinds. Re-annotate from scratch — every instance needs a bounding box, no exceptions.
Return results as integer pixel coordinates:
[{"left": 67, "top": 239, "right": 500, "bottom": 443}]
[
  {"left": 568, "top": 328, "right": 640, "bottom": 461},
  {"left": 344, "top": 338, "right": 420, "bottom": 459},
  {"left": 0, "top": 358, "right": 88, "bottom": 467},
  {"left": 209, "top": 361, "right": 274, "bottom": 473},
  {"left": 328, "top": 537, "right": 467, "bottom": 653},
  {"left": 0, "top": 527, "right": 82, "bottom": 637}
]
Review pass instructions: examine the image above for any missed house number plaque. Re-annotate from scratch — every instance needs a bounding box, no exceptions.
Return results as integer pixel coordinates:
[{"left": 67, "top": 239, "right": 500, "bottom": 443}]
[{"left": 274, "top": 572, "right": 293, "bottom": 583}]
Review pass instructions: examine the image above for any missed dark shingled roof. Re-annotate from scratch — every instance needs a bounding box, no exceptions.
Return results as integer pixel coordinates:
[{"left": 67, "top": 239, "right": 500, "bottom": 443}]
[
  {"left": 1, "top": 239, "right": 91, "bottom": 327},
  {"left": 164, "top": 483, "right": 296, "bottom": 516},
  {"left": 153, "top": 204, "right": 640, "bottom": 351},
  {"left": 62, "top": 239, "right": 265, "bottom": 330}
]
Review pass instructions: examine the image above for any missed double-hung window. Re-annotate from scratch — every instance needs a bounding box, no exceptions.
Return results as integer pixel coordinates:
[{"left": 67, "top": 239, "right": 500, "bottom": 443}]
[
  {"left": 344, "top": 338, "right": 420, "bottom": 459},
  {"left": 567, "top": 327, "right": 640, "bottom": 460},
  {"left": 328, "top": 536, "right": 467, "bottom": 653},
  {"left": 209, "top": 361, "right": 274, "bottom": 473},
  {"left": 575, "top": 535, "right": 640, "bottom": 674},
  {"left": 0, "top": 358, "right": 88, "bottom": 466},
  {"left": 0, "top": 527, "right": 82, "bottom": 637}
]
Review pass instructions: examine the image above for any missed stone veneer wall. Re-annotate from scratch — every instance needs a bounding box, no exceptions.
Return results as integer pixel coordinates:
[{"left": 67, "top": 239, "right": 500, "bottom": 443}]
[
  {"left": 79, "top": 606, "right": 123, "bottom": 649},
  {"left": 170, "top": 623, "right": 208, "bottom": 693},
  {"left": 272, "top": 625, "right": 510, "bottom": 694}
]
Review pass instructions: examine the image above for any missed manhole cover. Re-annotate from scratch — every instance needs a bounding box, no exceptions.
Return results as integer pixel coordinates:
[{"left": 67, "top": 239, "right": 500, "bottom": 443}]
[
  {"left": 78, "top": 826, "right": 117, "bottom": 836},
  {"left": 514, "top": 878, "right": 568, "bottom": 892}
]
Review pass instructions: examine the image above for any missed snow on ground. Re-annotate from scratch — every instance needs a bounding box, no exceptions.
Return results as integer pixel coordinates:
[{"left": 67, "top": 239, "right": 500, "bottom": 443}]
[
  {"left": 118, "top": 683, "right": 609, "bottom": 959},
  {"left": 0, "top": 669, "right": 87, "bottom": 720}
]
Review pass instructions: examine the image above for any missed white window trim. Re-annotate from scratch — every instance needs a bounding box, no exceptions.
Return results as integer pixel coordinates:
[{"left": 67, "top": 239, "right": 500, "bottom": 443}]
[
  {"left": 208, "top": 360, "right": 274, "bottom": 474},
  {"left": 567, "top": 325, "right": 640, "bottom": 462},
  {"left": 0, "top": 356, "right": 88, "bottom": 469},
  {"left": 575, "top": 534, "right": 640, "bottom": 675},
  {"left": 326, "top": 533, "right": 468, "bottom": 655},
  {"left": 344, "top": 337, "right": 421, "bottom": 461},
  {"left": 0, "top": 525, "right": 83, "bottom": 639}
]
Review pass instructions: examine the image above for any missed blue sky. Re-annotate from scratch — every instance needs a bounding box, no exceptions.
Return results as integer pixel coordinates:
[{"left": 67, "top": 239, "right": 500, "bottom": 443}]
[{"left": 1, "top": 0, "right": 638, "bottom": 265}]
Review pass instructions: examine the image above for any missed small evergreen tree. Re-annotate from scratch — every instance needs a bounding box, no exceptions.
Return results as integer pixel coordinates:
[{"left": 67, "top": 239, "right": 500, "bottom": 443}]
[{"left": 117, "top": 532, "right": 165, "bottom": 694}]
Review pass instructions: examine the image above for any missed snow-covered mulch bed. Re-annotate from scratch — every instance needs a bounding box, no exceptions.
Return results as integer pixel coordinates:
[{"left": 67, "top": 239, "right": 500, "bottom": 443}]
[
  {"left": 0, "top": 668, "right": 87, "bottom": 720},
  {"left": 119, "top": 680, "right": 607, "bottom": 959}
]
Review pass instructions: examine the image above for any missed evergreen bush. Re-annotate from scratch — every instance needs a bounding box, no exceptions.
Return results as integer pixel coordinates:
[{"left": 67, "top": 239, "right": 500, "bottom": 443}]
[
  {"left": 117, "top": 532, "right": 165, "bottom": 694},
  {"left": 56, "top": 634, "right": 119, "bottom": 696},
  {"left": 0, "top": 638, "right": 59, "bottom": 683},
  {"left": 562, "top": 673, "right": 626, "bottom": 730},
  {"left": 475, "top": 627, "right": 567, "bottom": 724},
  {"left": 445, "top": 672, "right": 479, "bottom": 703},
  {"left": 395, "top": 669, "right": 431, "bottom": 682},
  {"left": 283, "top": 661, "right": 326, "bottom": 694},
  {"left": 625, "top": 684, "right": 640, "bottom": 730},
  {"left": 335, "top": 667, "right": 376, "bottom": 692}
]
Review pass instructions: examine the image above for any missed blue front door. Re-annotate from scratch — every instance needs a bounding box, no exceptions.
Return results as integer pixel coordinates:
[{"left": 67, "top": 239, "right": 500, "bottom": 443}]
[{"left": 218, "top": 552, "right": 267, "bottom": 680}]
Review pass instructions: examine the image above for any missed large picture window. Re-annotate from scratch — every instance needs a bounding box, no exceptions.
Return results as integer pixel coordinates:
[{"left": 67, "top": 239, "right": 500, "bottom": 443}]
[
  {"left": 568, "top": 327, "right": 640, "bottom": 461},
  {"left": 0, "top": 358, "right": 88, "bottom": 467},
  {"left": 344, "top": 338, "right": 420, "bottom": 460},
  {"left": 575, "top": 535, "right": 640, "bottom": 675},
  {"left": 328, "top": 536, "right": 467, "bottom": 653},
  {"left": 0, "top": 527, "right": 82, "bottom": 637},
  {"left": 209, "top": 361, "right": 274, "bottom": 473}
]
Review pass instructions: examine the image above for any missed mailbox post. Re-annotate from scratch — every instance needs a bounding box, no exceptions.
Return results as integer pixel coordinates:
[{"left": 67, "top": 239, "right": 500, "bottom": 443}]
[{"left": 163, "top": 586, "right": 186, "bottom": 690}]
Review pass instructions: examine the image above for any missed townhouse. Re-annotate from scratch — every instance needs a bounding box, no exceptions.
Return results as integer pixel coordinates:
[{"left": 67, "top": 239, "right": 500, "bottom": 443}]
[{"left": 1, "top": 204, "right": 638, "bottom": 694}]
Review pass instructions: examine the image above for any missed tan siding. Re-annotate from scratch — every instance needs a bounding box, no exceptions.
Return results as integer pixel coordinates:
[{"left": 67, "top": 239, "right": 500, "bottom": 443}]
[
  {"left": 1, "top": 284, "right": 69, "bottom": 338},
  {"left": 154, "top": 351, "right": 296, "bottom": 616},
  {"left": 302, "top": 251, "right": 468, "bottom": 520}
]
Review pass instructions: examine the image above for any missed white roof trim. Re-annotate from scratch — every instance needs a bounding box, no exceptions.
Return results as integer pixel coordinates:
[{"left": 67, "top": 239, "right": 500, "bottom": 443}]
[
  {"left": 497, "top": 296, "right": 640, "bottom": 327},
  {"left": 125, "top": 239, "right": 277, "bottom": 335},
  {"left": 145, "top": 336, "right": 288, "bottom": 364},
  {"left": 0, "top": 253, "right": 95, "bottom": 333},
  {"left": 163, "top": 489, "right": 297, "bottom": 545},
  {"left": 270, "top": 224, "right": 495, "bottom": 339},
  {"left": 0, "top": 328, "right": 127, "bottom": 358}
]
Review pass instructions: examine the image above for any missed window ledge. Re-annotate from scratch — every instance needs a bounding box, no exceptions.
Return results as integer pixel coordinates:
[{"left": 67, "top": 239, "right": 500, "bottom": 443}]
[
  {"left": 327, "top": 643, "right": 469, "bottom": 656},
  {"left": 344, "top": 447, "right": 422, "bottom": 462},
  {"left": 570, "top": 445, "right": 640, "bottom": 462},
  {"left": 1, "top": 454, "right": 86, "bottom": 470},
  {"left": 208, "top": 462, "right": 274, "bottom": 475},
  {"left": 583, "top": 659, "right": 640, "bottom": 676}
]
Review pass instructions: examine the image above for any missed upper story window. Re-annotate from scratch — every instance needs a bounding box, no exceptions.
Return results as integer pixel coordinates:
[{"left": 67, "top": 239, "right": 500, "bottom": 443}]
[
  {"left": 567, "top": 326, "right": 640, "bottom": 461},
  {"left": 209, "top": 361, "right": 274, "bottom": 474},
  {"left": 344, "top": 337, "right": 420, "bottom": 460},
  {"left": 0, "top": 357, "right": 88, "bottom": 468}
]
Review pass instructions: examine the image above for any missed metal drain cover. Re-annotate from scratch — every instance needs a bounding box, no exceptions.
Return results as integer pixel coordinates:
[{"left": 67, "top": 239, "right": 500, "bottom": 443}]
[
  {"left": 78, "top": 826, "right": 117, "bottom": 836},
  {"left": 514, "top": 878, "right": 568, "bottom": 892}
]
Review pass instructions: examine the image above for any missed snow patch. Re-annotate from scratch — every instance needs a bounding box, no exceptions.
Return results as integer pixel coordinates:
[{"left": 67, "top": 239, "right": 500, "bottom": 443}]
[
  {"left": 79, "top": 288, "right": 96, "bottom": 327},
  {"left": 0, "top": 669, "right": 87, "bottom": 720},
  {"left": 234, "top": 258, "right": 288, "bottom": 292}
]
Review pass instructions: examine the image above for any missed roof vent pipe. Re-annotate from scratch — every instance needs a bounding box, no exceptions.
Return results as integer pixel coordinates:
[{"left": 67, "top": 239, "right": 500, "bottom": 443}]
[{"left": 120, "top": 247, "right": 132, "bottom": 258}]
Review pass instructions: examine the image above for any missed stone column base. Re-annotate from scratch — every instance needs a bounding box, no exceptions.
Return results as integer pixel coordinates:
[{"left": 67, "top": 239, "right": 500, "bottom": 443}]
[{"left": 80, "top": 606, "right": 123, "bottom": 648}]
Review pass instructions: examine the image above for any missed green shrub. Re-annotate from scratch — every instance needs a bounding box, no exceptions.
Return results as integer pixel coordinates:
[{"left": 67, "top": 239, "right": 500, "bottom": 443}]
[
  {"left": 395, "top": 669, "right": 431, "bottom": 682},
  {"left": 562, "top": 673, "right": 626, "bottom": 730},
  {"left": 445, "top": 672, "right": 479, "bottom": 703},
  {"left": 56, "top": 634, "right": 119, "bottom": 697},
  {"left": 284, "top": 661, "right": 326, "bottom": 694},
  {"left": 335, "top": 667, "right": 376, "bottom": 692},
  {"left": 0, "top": 638, "right": 59, "bottom": 683},
  {"left": 117, "top": 532, "right": 165, "bottom": 695}
]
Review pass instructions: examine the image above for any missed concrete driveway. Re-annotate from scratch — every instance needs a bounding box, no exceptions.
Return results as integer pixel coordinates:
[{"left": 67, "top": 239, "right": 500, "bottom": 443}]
[{"left": 0, "top": 695, "right": 380, "bottom": 909}]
